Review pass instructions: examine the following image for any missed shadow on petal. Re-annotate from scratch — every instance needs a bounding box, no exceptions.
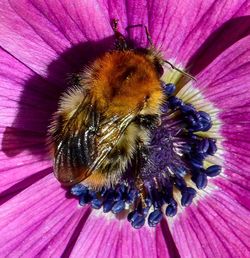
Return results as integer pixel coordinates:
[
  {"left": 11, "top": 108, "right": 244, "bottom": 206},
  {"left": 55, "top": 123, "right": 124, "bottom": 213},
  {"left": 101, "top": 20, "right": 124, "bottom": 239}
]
[
  {"left": 176, "top": 16, "right": 250, "bottom": 89},
  {"left": 188, "top": 15, "right": 250, "bottom": 76},
  {"left": 0, "top": 167, "right": 51, "bottom": 205},
  {"left": 2, "top": 36, "right": 114, "bottom": 158}
]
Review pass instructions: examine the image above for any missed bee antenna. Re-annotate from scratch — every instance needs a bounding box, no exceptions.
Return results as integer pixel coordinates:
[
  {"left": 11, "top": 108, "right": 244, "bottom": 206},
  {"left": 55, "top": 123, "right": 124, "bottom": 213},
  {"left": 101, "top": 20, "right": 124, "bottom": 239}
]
[
  {"left": 164, "top": 60, "right": 197, "bottom": 81},
  {"left": 111, "top": 19, "right": 128, "bottom": 50},
  {"left": 126, "top": 24, "right": 153, "bottom": 47},
  {"left": 112, "top": 18, "right": 119, "bottom": 32}
]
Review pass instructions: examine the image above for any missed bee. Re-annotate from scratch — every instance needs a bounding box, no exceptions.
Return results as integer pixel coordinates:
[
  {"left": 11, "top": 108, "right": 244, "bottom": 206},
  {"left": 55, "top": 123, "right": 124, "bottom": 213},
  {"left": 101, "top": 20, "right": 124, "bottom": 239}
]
[{"left": 48, "top": 19, "right": 194, "bottom": 189}]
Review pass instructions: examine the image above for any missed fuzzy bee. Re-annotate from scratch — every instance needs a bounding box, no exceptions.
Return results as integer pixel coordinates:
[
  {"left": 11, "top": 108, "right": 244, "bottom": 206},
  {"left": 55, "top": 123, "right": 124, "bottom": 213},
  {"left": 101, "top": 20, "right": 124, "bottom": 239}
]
[{"left": 48, "top": 20, "right": 193, "bottom": 189}]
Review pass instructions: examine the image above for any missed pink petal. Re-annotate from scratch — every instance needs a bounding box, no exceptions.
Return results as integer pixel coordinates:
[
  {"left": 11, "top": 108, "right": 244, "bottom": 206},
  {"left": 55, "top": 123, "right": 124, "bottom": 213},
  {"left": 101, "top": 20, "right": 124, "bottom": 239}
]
[
  {"left": 106, "top": 0, "right": 250, "bottom": 67},
  {"left": 196, "top": 35, "right": 250, "bottom": 109},
  {"left": 172, "top": 191, "right": 250, "bottom": 258},
  {"left": 170, "top": 36, "right": 250, "bottom": 257},
  {"left": 1, "top": 0, "right": 249, "bottom": 77},
  {"left": 0, "top": 0, "right": 112, "bottom": 80},
  {"left": 69, "top": 214, "right": 175, "bottom": 258},
  {"left": 0, "top": 48, "right": 57, "bottom": 193},
  {"left": 0, "top": 174, "right": 90, "bottom": 257},
  {"left": 193, "top": 35, "right": 250, "bottom": 198}
]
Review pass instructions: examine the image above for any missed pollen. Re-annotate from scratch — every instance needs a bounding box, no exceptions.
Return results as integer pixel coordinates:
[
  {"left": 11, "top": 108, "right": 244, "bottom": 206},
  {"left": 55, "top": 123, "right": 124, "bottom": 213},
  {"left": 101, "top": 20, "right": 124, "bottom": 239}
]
[{"left": 70, "top": 82, "right": 222, "bottom": 229}]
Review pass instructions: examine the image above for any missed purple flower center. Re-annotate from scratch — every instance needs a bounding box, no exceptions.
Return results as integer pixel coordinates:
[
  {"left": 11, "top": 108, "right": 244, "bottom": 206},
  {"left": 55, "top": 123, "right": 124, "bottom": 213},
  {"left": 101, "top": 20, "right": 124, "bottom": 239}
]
[{"left": 71, "top": 82, "right": 221, "bottom": 229}]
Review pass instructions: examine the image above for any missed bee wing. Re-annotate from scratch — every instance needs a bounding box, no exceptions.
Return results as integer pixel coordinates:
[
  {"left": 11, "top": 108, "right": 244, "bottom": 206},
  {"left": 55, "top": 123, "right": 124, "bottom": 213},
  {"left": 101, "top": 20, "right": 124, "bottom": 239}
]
[
  {"left": 51, "top": 92, "right": 140, "bottom": 186},
  {"left": 85, "top": 112, "right": 138, "bottom": 175},
  {"left": 50, "top": 93, "right": 100, "bottom": 185}
]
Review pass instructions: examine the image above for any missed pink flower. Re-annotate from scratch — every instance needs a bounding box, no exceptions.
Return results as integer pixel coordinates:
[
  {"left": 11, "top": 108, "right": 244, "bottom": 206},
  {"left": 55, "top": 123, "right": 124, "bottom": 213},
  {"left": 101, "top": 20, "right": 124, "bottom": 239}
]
[{"left": 0, "top": 0, "right": 250, "bottom": 257}]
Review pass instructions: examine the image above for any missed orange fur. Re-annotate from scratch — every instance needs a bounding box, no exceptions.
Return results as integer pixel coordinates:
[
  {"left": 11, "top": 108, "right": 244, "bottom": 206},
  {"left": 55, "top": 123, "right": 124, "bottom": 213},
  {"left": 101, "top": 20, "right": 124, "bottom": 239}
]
[
  {"left": 81, "top": 50, "right": 164, "bottom": 116},
  {"left": 83, "top": 171, "right": 108, "bottom": 189}
]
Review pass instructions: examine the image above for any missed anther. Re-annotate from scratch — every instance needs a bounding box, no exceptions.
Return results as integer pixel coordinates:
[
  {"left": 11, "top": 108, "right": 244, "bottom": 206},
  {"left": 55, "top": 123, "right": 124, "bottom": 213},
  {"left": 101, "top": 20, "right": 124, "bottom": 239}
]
[
  {"left": 71, "top": 184, "right": 88, "bottom": 196},
  {"left": 148, "top": 209, "right": 163, "bottom": 227},
  {"left": 205, "top": 165, "right": 222, "bottom": 177},
  {"left": 161, "top": 82, "right": 176, "bottom": 96},
  {"left": 112, "top": 200, "right": 125, "bottom": 214},
  {"left": 131, "top": 213, "right": 145, "bottom": 229},
  {"left": 71, "top": 88, "right": 220, "bottom": 229},
  {"left": 181, "top": 187, "right": 196, "bottom": 207},
  {"left": 166, "top": 199, "right": 177, "bottom": 217}
]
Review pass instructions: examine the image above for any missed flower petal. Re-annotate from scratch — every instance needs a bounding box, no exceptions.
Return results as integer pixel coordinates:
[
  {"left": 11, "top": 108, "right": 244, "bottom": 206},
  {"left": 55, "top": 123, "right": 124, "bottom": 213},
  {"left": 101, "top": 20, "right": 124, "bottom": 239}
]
[
  {"left": 178, "top": 35, "right": 250, "bottom": 193},
  {"left": 0, "top": 174, "right": 90, "bottom": 257},
  {"left": 0, "top": 48, "right": 57, "bottom": 193},
  {"left": 1, "top": 0, "right": 249, "bottom": 76},
  {"left": 171, "top": 191, "right": 250, "bottom": 258},
  {"left": 69, "top": 212, "right": 175, "bottom": 258},
  {"left": 106, "top": 0, "right": 250, "bottom": 67},
  {"left": 195, "top": 36, "right": 250, "bottom": 108},
  {"left": 0, "top": 0, "right": 113, "bottom": 79}
]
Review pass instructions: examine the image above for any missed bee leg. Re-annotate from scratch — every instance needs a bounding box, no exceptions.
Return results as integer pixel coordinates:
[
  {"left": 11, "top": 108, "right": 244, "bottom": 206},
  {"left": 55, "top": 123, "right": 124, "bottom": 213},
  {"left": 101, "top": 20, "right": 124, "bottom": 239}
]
[
  {"left": 134, "top": 141, "right": 149, "bottom": 208},
  {"left": 112, "top": 19, "right": 128, "bottom": 50}
]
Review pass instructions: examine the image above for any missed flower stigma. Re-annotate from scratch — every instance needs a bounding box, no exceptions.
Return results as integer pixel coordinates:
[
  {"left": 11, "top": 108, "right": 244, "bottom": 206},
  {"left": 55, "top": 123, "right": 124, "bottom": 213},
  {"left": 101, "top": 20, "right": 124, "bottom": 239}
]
[{"left": 70, "top": 80, "right": 222, "bottom": 229}]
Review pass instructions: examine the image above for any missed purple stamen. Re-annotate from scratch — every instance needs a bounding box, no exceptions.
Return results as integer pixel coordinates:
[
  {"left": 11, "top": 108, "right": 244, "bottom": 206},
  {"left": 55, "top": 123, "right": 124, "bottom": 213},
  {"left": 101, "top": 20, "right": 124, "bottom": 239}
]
[{"left": 70, "top": 83, "right": 221, "bottom": 229}]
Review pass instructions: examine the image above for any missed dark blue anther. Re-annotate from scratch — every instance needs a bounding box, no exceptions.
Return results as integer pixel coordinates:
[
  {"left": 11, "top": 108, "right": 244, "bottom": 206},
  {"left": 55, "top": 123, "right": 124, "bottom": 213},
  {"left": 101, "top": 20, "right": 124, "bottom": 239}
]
[
  {"left": 127, "top": 211, "right": 137, "bottom": 222},
  {"left": 71, "top": 184, "right": 88, "bottom": 196},
  {"left": 198, "top": 111, "right": 212, "bottom": 131},
  {"left": 103, "top": 199, "right": 114, "bottom": 213},
  {"left": 198, "top": 111, "right": 211, "bottom": 122},
  {"left": 205, "top": 165, "right": 222, "bottom": 177},
  {"left": 161, "top": 82, "right": 176, "bottom": 96},
  {"left": 181, "top": 187, "right": 196, "bottom": 207},
  {"left": 115, "top": 189, "right": 123, "bottom": 201},
  {"left": 186, "top": 113, "right": 199, "bottom": 128},
  {"left": 79, "top": 194, "right": 90, "bottom": 206},
  {"left": 148, "top": 209, "right": 163, "bottom": 227},
  {"left": 197, "top": 138, "right": 209, "bottom": 154},
  {"left": 126, "top": 189, "right": 138, "bottom": 204},
  {"left": 111, "top": 200, "right": 125, "bottom": 214},
  {"left": 200, "top": 120, "right": 212, "bottom": 131},
  {"left": 191, "top": 122, "right": 204, "bottom": 132},
  {"left": 190, "top": 157, "right": 203, "bottom": 169},
  {"left": 180, "top": 104, "right": 196, "bottom": 114},
  {"left": 186, "top": 187, "right": 196, "bottom": 195},
  {"left": 166, "top": 199, "right": 177, "bottom": 217},
  {"left": 168, "top": 96, "right": 183, "bottom": 109},
  {"left": 131, "top": 213, "right": 145, "bottom": 229},
  {"left": 192, "top": 172, "right": 208, "bottom": 189},
  {"left": 194, "top": 152, "right": 207, "bottom": 160},
  {"left": 91, "top": 198, "right": 103, "bottom": 209},
  {"left": 174, "top": 177, "right": 187, "bottom": 190},
  {"left": 207, "top": 139, "right": 217, "bottom": 155}
]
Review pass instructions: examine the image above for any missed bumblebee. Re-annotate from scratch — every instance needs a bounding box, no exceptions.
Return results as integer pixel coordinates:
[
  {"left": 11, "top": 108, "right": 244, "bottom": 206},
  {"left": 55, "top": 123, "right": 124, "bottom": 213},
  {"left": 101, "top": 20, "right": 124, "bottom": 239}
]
[{"left": 48, "top": 20, "right": 193, "bottom": 189}]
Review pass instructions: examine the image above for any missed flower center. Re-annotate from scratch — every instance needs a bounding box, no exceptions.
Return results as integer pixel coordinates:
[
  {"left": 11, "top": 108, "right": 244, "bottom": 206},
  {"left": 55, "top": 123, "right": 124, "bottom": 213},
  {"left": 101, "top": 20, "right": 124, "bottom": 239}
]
[{"left": 71, "top": 82, "right": 221, "bottom": 229}]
